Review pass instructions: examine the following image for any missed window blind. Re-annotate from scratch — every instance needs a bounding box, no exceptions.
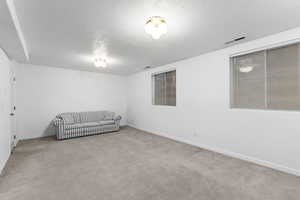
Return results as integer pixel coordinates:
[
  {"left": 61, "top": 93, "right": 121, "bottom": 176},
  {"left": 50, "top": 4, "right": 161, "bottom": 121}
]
[
  {"left": 231, "top": 43, "right": 300, "bottom": 111},
  {"left": 153, "top": 70, "right": 176, "bottom": 106}
]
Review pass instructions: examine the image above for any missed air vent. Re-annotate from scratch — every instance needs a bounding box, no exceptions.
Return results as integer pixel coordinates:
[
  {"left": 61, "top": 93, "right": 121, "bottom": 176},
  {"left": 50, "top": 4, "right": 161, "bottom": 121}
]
[
  {"left": 144, "top": 66, "right": 152, "bottom": 70},
  {"left": 225, "top": 36, "right": 246, "bottom": 45}
]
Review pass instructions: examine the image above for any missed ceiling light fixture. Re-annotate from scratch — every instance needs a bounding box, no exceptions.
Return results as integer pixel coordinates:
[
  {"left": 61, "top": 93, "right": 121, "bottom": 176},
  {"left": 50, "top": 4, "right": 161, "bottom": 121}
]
[
  {"left": 94, "top": 56, "right": 107, "bottom": 68},
  {"left": 145, "top": 16, "right": 167, "bottom": 39}
]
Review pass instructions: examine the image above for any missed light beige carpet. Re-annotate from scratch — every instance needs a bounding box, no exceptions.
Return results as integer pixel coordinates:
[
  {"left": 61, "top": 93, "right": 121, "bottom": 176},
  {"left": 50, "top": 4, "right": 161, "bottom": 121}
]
[{"left": 0, "top": 126, "right": 300, "bottom": 200}]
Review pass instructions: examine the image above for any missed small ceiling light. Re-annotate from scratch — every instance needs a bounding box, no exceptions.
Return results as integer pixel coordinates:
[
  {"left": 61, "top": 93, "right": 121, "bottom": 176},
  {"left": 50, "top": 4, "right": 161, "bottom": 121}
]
[
  {"left": 94, "top": 56, "right": 107, "bottom": 68},
  {"left": 239, "top": 66, "right": 254, "bottom": 73},
  {"left": 145, "top": 16, "right": 167, "bottom": 39}
]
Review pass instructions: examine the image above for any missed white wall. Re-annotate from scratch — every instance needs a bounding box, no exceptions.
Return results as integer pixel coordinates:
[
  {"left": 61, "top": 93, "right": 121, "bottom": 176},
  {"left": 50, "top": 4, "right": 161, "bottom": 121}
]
[
  {"left": 16, "top": 64, "right": 127, "bottom": 139},
  {"left": 0, "top": 48, "right": 12, "bottom": 173},
  {"left": 127, "top": 27, "right": 300, "bottom": 176}
]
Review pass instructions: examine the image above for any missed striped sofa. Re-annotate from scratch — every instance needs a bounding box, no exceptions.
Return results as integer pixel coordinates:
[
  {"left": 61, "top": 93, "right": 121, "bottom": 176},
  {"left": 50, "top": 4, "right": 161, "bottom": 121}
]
[{"left": 53, "top": 111, "right": 121, "bottom": 140}]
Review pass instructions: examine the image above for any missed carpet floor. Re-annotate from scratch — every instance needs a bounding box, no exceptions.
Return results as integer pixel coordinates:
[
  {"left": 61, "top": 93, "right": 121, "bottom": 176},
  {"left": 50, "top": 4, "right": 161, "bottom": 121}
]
[{"left": 0, "top": 126, "right": 300, "bottom": 200}]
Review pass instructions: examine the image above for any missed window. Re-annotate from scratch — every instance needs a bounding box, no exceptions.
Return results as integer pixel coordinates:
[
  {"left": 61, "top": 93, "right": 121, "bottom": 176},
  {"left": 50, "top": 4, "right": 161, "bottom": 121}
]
[
  {"left": 231, "top": 42, "right": 300, "bottom": 111},
  {"left": 152, "top": 70, "right": 176, "bottom": 106}
]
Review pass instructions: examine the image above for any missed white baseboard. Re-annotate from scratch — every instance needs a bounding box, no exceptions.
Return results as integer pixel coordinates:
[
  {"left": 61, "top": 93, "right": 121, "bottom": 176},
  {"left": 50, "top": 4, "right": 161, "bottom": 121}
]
[
  {"left": 0, "top": 152, "right": 10, "bottom": 175},
  {"left": 128, "top": 124, "right": 300, "bottom": 177}
]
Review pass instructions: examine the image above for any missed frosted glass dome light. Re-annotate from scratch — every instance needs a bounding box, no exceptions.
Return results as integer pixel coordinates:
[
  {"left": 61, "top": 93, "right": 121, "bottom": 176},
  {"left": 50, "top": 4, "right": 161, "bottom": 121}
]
[
  {"left": 94, "top": 56, "right": 107, "bottom": 68},
  {"left": 145, "top": 16, "right": 167, "bottom": 39}
]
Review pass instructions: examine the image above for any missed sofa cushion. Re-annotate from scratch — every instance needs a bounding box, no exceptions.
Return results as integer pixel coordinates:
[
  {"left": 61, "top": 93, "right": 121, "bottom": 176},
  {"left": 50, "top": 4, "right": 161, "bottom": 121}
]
[
  {"left": 66, "top": 122, "right": 101, "bottom": 130},
  {"left": 79, "top": 111, "right": 104, "bottom": 123},
  {"left": 57, "top": 111, "right": 116, "bottom": 125},
  {"left": 103, "top": 111, "right": 115, "bottom": 120},
  {"left": 100, "top": 120, "right": 115, "bottom": 125},
  {"left": 78, "top": 111, "right": 115, "bottom": 123},
  {"left": 58, "top": 113, "right": 80, "bottom": 124}
]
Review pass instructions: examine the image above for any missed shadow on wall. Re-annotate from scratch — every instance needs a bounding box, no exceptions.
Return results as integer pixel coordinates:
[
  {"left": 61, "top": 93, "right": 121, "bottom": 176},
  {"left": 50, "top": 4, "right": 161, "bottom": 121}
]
[{"left": 43, "top": 121, "right": 56, "bottom": 137}]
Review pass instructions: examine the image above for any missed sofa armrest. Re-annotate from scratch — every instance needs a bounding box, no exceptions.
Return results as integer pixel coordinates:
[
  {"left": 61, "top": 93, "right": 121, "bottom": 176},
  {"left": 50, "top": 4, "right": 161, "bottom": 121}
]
[
  {"left": 53, "top": 117, "right": 67, "bottom": 140},
  {"left": 114, "top": 115, "right": 121, "bottom": 130},
  {"left": 53, "top": 117, "right": 65, "bottom": 126},
  {"left": 114, "top": 115, "right": 122, "bottom": 121}
]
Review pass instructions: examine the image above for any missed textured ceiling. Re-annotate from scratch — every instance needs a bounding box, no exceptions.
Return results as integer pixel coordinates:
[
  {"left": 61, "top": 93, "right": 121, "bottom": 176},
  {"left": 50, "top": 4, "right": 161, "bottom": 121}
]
[{"left": 1, "top": 0, "right": 300, "bottom": 75}]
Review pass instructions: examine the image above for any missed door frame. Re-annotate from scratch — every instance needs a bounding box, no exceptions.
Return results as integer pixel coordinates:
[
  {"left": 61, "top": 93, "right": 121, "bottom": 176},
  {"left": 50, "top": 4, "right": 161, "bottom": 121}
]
[{"left": 9, "top": 65, "right": 17, "bottom": 151}]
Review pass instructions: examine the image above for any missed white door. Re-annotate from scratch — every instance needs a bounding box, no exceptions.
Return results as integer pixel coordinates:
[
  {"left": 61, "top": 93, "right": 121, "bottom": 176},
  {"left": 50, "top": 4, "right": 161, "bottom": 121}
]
[{"left": 10, "top": 68, "right": 17, "bottom": 151}]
